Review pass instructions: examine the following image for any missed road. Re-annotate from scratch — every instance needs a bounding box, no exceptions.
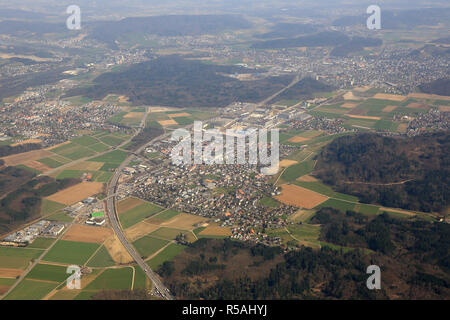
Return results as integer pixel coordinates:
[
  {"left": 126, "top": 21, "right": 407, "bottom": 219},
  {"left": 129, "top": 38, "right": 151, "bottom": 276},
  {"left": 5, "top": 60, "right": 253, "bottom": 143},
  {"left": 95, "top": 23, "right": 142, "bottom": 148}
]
[
  {"left": 104, "top": 75, "right": 308, "bottom": 300},
  {"left": 105, "top": 109, "right": 176, "bottom": 299}
]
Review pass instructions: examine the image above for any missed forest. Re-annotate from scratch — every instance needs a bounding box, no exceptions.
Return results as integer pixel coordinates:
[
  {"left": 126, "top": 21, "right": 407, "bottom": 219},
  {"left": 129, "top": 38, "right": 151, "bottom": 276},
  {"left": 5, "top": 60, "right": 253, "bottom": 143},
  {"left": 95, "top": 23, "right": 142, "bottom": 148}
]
[
  {"left": 64, "top": 56, "right": 294, "bottom": 108},
  {"left": 314, "top": 133, "right": 449, "bottom": 213}
]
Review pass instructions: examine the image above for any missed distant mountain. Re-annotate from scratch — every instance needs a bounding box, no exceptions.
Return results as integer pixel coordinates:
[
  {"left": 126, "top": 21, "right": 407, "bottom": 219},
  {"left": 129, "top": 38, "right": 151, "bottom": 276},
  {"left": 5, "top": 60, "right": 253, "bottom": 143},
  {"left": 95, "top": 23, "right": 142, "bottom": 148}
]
[
  {"left": 271, "top": 77, "right": 335, "bottom": 103},
  {"left": 419, "top": 78, "right": 450, "bottom": 96},
  {"left": 332, "top": 7, "right": 450, "bottom": 29},
  {"left": 330, "top": 37, "right": 382, "bottom": 57},
  {"left": 87, "top": 15, "right": 252, "bottom": 49},
  {"left": 254, "top": 23, "right": 318, "bottom": 39},
  {"left": 64, "top": 55, "right": 294, "bottom": 108},
  {"left": 252, "top": 31, "right": 350, "bottom": 49},
  {"left": 409, "top": 45, "right": 450, "bottom": 58}
]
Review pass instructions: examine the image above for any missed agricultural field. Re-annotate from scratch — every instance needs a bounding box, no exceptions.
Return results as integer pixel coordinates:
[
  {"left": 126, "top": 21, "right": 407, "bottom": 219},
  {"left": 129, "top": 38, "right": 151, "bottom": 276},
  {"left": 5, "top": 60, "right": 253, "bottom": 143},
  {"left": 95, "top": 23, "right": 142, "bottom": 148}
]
[
  {"left": 86, "top": 246, "right": 116, "bottom": 268},
  {"left": 280, "top": 160, "right": 315, "bottom": 182},
  {"left": 198, "top": 226, "right": 232, "bottom": 238},
  {"left": 84, "top": 267, "right": 133, "bottom": 291},
  {"left": 42, "top": 240, "right": 100, "bottom": 265},
  {"left": 132, "top": 235, "right": 170, "bottom": 259},
  {"left": 62, "top": 225, "right": 113, "bottom": 244},
  {"left": 286, "top": 224, "right": 321, "bottom": 249},
  {"left": 4, "top": 279, "right": 58, "bottom": 300},
  {"left": 275, "top": 184, "right": 328, "bottom": 209},
  {"left": 45, "top": 182, "right": 103, "bottom": 205},
  {"left": 119, "top": 201, "right": 163, "bottom": 229},
  {"left": 148, "top": 243, "right": 186, "bottom": 269},
  {"left": 26, "top": 263, "right": 69, "bottom": 283},
  {"left": 146, "top": 209, "right": 181, "bottom": 225}
]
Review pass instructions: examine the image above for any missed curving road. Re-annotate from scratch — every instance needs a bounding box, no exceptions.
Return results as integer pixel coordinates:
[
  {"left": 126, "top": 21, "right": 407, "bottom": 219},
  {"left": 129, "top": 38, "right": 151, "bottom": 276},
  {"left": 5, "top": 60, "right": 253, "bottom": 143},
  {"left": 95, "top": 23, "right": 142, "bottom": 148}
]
[{"left": 105, "top": 109, "right": 175, "bottom": 300}]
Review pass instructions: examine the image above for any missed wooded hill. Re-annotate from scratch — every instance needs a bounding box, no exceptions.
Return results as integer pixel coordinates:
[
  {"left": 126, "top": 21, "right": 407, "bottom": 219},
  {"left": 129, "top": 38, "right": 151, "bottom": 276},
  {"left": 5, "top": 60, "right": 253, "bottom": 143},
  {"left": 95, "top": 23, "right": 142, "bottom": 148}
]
[{"left": 315, "top": 132, "right": 449, "bottom": 213}]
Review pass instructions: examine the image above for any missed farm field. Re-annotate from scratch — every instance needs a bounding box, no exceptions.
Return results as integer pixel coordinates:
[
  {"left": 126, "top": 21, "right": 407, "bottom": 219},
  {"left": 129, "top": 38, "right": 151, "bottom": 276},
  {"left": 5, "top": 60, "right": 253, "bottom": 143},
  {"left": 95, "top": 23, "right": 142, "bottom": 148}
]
[
  {"left": 42, "top": 240, "right": 100, "bottom": 265},
  {"left": 286, "top": 224, "right": 321, "bottom": 248},
  {"left": 62, "top": 225, "right": 113, "bottom": 243},
  {"left": 86, "top": 246, "right": 116, "bottom": 268},
  {"left": 26, "top": 263, "right": 69, "bottom": 283},
  {"left": 40, "top": 199, "right": 66, "bottom": 217},
  {"left": 45, "top": 182, "right": 103, "bottom": 205},
  {"left": 148, "top": 243, "right": 186, "bottom": 269},
  {"left": 125, "top": 221, "right": 160, "bottom": 242},
  {"left": 149, "top": 227, "right": 190, "bottom": 241},
  {"left": 117, "top": 197, "right": 146, "bottom": 214},
  {"left": 280, "top": 160, "right": 315, "bottom": 182},
  {"left": 198, "top": 226, "right": 232, "bottom": 238},
  {"left": 146, "top": 209, "right": 181, "bottom": 224},
  {"left": 159, "top": 213, "right": 208, "bottom": 230},
  {"left": 4, "top": 279, "right": 58, "bottom": 300},
  {"left": 84, "top": 268, "right": 133, "bottom": 291},
  {"left": 132, "top": 235, "right": 170, "bottom": 259},
  {"left": 119, "top": 202, "right": 163, "bottom": 229},
  {"left": 28, "top": 237, "right": 55, "bottom": 249},
  {"left": 316, "top": 198, "right": 356, "bottom": 212},
  {"left": 275, "top": 184, "right": 328, "bottom": 209},
  {"left": 103, "top": 234, "right": 133, "bottom": 264}
]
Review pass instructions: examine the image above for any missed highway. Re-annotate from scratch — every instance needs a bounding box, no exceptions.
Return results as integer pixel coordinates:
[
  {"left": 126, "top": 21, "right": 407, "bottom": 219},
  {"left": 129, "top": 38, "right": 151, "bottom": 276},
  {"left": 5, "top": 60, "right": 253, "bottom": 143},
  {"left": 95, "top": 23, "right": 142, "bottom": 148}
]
[
  {"left": 104, "top": 76, "right": 306, "bottom": 300},
  {"left": 105, "top": 109, "right": 175, "bottom": 300}
]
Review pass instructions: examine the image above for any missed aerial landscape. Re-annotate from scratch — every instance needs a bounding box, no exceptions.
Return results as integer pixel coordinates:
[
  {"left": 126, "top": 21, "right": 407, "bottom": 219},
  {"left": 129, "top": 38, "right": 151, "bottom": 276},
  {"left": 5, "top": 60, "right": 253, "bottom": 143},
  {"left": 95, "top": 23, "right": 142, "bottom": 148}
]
[{"left": 0, "top": 0, "right": 448, "bottom": 305}]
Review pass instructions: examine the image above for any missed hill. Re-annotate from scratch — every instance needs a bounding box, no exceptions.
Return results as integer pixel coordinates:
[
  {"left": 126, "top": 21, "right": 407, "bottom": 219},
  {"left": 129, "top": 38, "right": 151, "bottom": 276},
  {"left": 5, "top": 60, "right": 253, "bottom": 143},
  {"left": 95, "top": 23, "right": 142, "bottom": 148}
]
[
  {"left": 314, "top": 133, "right": 450, "bottom": 213},
  {"left": 156, "top": 230, "right": 449, "bottom": 299},
  {"left": 87, "top": 15, "right": 251, "bottom": 48},
  {"left": 271, "top": 77, "right": 335, "bottom": 102},
  {"left": 64, "top": 56, "right": 294, "bottom": 108},
  {"left": 332, "top": 7, "right": 450, "bottom": 29},
  {"left": 254, "top": 23, "right": 318, "bottom": 39},
  {"left": 251, "top": 31, "right": 350, "bottom": 49},
  {"left": 419, "top": 78, "right": 450, "bottom": 96}
]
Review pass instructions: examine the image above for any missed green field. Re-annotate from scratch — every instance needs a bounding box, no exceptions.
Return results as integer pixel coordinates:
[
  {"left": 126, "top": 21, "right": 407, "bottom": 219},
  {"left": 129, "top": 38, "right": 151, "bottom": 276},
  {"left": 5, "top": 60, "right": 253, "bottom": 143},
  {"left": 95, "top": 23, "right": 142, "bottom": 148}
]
[
  {"left": 133, "top": 266, "right": 149, "bottom": 289},
  {"left": 149, "top": 227, "right": 185, "bottom": 241},
  {"left": 28, "top": 238, "right": 55, "bottom": 249},
  {"left": 40, "top": 199, "right": 66, "bottom": 216},
  {"left": 294, "top": 180, "right": 359, "bottom": 202},
  {"left": 89, "top": 150, "right": 128, "bottom": 164},
  {"left": 4, "top": 279, "right": 58, "bottom": 300},
  {"left": 316, "top": 198, "right": 356, "bottom": 212},
  {"left": 148, "top": 243, "right": 186, "bottom": 269},
  {"left": 132, "top": 236, "right": 169, "bottom": 259},
  {"left": 26, "top": 263, "right": 69, "bottom": 283},
  {"left": 286, "top": 224, "right": 321, "bottom": 248},
  {"left": 120, "top": 202, "right": 163, "bottom": 229},
  {"left": 15, "top": 164, "right": 41, "bottom": 174},
  {"left": 47, "top": 211, "right": 74, "bottom": 223},
  {"left": 43, "top": 240, "right": 100, "bottom": 265},
  {"left": 56, "top": 170, "right": 83, "bottom": 180},
  {"left": 37, "top": 157, "right": 64, "bottom": 168},
  {"left": 259, "top": 196, "right": 280, "bottom": 208},
  {"left": 100, "top": 135, "right": 125, "bottom": 147},
  {"left": 147, "top": 209, "right": 180, "bottom": 223},
  {"left": 356, "top": 203, "right": 380, "bottom": 216},
  {"left": 96, "top": 171, "right": 113, "bottom": 183},
  {"left": 72, "top": 135, "right": 98, "bottom": 147},
  {"left": 87, "top": 142, "right": 110, "bottom": 153},
  {"left": 0, "top": 246, "right": 43, "bottom": 259},
  {"left": 84, "top": 268, "right": 133, "bottom": 290},
  {"left": 281, "top": 160, "right": 315, "bottom": 182},
  {"left": 86, "top": 246, "right": 116, "bottom": 268}
]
